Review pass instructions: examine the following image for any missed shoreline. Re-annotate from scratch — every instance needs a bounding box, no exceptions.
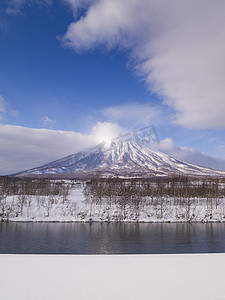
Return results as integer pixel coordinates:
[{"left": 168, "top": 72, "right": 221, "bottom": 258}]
[{"left": 2, "top": 218, "right": 225, "bottom": 223}]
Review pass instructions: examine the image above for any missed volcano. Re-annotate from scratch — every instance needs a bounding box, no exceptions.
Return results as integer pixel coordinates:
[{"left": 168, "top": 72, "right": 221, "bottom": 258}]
[{"left": 13, "top": 141, "right": 225, "bottom": 177}]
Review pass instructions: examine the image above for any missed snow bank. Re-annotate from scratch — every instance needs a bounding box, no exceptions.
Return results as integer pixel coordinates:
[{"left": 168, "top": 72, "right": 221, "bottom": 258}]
[{"left": 0, "top": 254, "right": 225, "bottom": 300}]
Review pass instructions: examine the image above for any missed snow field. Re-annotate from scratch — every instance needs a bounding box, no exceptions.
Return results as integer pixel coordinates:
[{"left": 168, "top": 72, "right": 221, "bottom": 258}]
[{"left": 0, "top": 254, "right": 225, "bottom": 300}]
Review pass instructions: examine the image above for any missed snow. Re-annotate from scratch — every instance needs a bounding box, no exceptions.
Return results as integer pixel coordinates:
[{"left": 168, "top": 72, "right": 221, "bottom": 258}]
[
  {"left": 0, "top": 254, "right": 225, "bottom": 300},
  {"left": 2, "top": 185, "right": 225, "bottom": 223},
  {"left": 15, "top": 141, "right": 225, "bottom": 177}
]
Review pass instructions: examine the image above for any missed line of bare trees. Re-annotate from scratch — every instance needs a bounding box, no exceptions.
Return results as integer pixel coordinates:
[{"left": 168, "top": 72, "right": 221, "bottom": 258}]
[
  {"left": 83, "top": 176, "right": 225, "bottom": 221},
  {"left": 1, "top": 175, "right": 225, "bottom": 222},
  {"left": 84, "top": 176, "right": 225, "bottom": 203},
  {"left": 0, "top": 177, "right": 72, "bottom": 221}
]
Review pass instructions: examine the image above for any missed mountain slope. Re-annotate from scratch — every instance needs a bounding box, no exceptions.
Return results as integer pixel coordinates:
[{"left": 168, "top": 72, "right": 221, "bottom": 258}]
[{"left": 14, "top": 141, "right": 225, "bottom": 177}]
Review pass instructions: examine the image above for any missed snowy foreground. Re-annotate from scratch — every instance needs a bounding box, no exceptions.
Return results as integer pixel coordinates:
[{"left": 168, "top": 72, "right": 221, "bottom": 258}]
[{"left": 0, "top": 254, "right": 225, "bottom": 300}]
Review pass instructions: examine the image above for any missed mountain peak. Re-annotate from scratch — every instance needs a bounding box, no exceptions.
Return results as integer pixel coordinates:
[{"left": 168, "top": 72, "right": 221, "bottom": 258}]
[{"left": 13, "top": 140, "right": 225, "bottom": 177}]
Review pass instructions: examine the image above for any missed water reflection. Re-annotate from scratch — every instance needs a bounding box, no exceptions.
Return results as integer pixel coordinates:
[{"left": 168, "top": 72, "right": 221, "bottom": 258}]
[{"left": 0, "top": 222, "right": 225, "bottom": 254}]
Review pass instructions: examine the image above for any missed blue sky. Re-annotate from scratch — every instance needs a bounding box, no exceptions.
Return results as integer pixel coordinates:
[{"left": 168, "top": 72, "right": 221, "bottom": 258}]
[
  {"left": 0, "top": 1, "right": 158, "bottom": 130},
  {"left": 0, "top": 0, "right": 225, "bottom": 174}
]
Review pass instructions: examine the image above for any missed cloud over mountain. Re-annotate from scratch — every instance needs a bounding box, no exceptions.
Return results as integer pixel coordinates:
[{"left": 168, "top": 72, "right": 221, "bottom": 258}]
[
  {"left": 1, "top": 122, "right": 225, "bottom": 175},
  {"left": 0, "top": 122, "right": 123, "bottom": 175},
  {"left": 154, "top": 138, "right": 225, "bottom": 171}
]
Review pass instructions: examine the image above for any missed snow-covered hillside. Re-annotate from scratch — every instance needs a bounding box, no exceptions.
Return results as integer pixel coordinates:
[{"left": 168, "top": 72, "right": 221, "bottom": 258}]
[{"left": 14, "top": 141, "right": 225, "bottom": 177}]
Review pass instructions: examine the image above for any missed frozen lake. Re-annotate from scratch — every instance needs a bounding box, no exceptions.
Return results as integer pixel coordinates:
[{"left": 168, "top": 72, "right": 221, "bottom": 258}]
[{"left": 1, "top": 222, "right": 225, "bottom": 254}]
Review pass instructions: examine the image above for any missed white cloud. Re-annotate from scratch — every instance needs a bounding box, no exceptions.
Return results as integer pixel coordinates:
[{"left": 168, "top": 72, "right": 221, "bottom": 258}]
[
  {"left": 0, "top": 122, "right": 224, "bottom": 175},
  {"left": 63, "top": 0, "right": 225, "bottom": 129},
  {"left": 91, "top": 121, "right": 125, "bottom": 143},
  {"left": 153, "top": 137, "right": 225, "bottom": 171},
  {"left": 0, "top": 121, "right": 124, "bottom": 175},
  {"left": 0, "top": 124, "right": 94, "bottom": 175},
  {"left": 103, "top": 103, "right": 164, "bottom": 128}
]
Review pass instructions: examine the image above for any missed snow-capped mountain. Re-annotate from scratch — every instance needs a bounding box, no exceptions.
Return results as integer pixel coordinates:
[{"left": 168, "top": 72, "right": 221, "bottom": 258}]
[{"left": 14, "top": 141, "right": 225, "bottom": 177}]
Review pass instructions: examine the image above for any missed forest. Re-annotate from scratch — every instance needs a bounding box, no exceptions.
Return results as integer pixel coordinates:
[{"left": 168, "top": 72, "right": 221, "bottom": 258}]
[{"left": 0, "top": 175, "right": 225, "bottom": 222}]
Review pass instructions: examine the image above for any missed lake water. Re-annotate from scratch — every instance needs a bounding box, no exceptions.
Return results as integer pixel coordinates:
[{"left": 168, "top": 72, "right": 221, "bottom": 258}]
[{"left": 0, "top": 222, "right": 225, "bottom": 254}]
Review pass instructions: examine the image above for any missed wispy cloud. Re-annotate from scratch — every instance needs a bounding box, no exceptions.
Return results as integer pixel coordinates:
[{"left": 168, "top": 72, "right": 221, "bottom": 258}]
[
  {"left": 62, "top": 0, "right": 225, "bottom": 129},
  {"left": 153, "top": 137, "right": 225, "bottom": 171},
  {"left": 0, "top": 20, "right": 8, "bottom": 33},
  {"left": 0, "top": 96, "right": 7, "bottom": 114},
  {"left": 64, "top": 0, "right": 95, "bottom": 14},
  {"left": 217, "top": 144, "right": 225, "bottom": 159},
  {"left": 42, "top": 115, "right": 55, "bottom": 128},
  {"left": 9, "top": 110, "right": 19, "bottom": 118},
  {"left": 103, "top": 103, "right": 165, "bottom": 128},
  {"left": 6, "top": 0, "right": 52, "bottom": 15},
  {"left": 0, "top": 95, "right": 19, "bottom": 121}
]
